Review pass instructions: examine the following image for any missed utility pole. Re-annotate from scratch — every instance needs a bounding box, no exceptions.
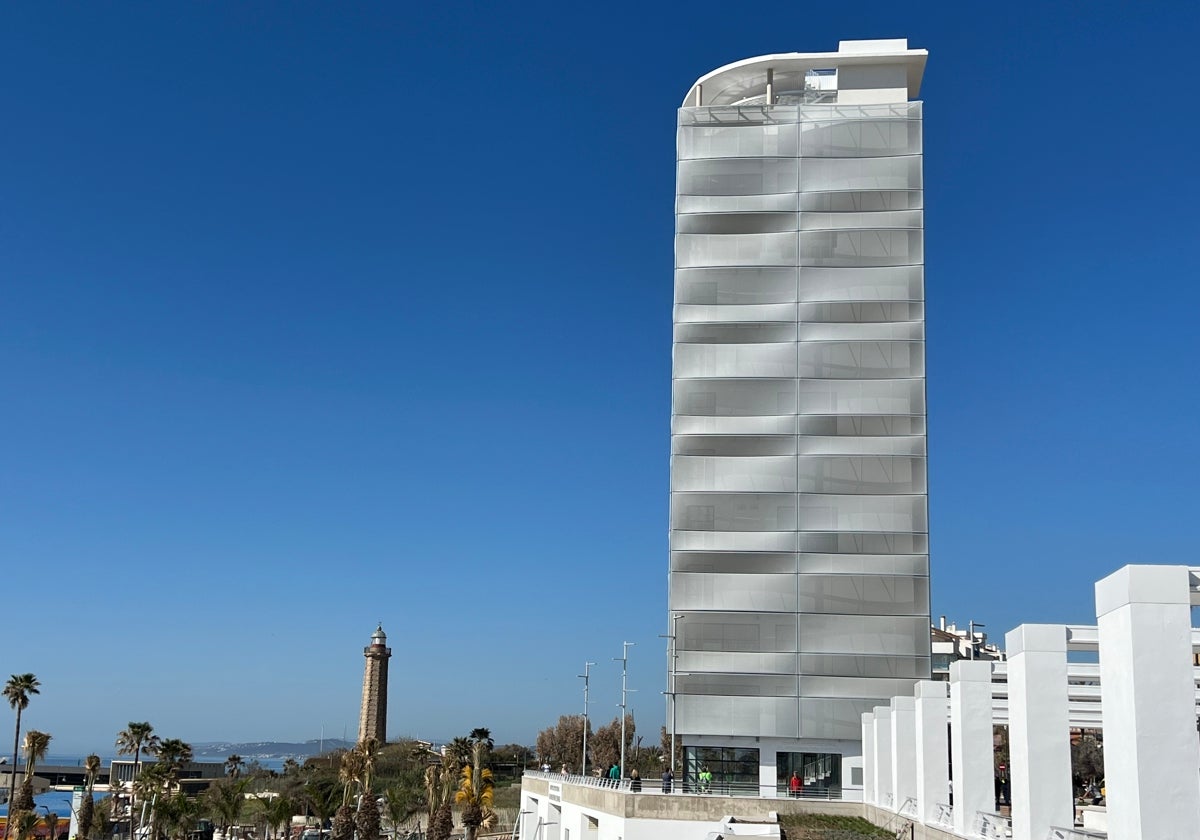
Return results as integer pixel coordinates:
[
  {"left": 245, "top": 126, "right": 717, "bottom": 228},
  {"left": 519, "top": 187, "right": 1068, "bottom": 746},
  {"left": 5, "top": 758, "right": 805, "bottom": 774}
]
[
  {"left": 615, "top": 641, "right": 635, "bottom": 779},
  {"left": 578, "top": 661, "right": 595, "bottom": 776}
]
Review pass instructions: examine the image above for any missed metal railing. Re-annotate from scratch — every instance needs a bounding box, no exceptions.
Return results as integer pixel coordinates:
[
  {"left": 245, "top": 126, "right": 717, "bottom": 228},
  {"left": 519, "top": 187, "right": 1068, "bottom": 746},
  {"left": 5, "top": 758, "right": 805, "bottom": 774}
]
[
  {"left": 932, "top": 803, "right": 954, "bottom": 829},
  {"left": 973, "top": 810, "right": 1010, "bottom": 839},
  {"left": 1048, "top": 828, "right": 1106, "bottom": 840},
  {"left": 898, "top": 796, "right": 918, "bottom": 818},
  {"left": 522, "top": 771, "right": 846, "bottom": 800}
]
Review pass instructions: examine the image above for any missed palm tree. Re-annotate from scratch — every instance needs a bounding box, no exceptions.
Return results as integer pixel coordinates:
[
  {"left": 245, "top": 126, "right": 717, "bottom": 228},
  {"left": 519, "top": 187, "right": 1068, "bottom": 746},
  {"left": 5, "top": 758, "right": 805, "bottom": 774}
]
[
  {"left": 224, "top": 755, "right": 244, "bottom": 780},
  {"left": 257, "top": 795, "right": 295, "bottom": 840},
  {"left": 205, "top": 778, "right": 248, "bottom": 840},
  {"left": 445, "top": 738, "right": 471, "bottom": 770},
  {"left": 304, "top": 778, "right": 340, "bottom": 835},
  {"left": 467, "top": 729, "right": 493, "bottom": 754},
  {"left": 14, "top": 730, "right": 52, "bottom": 811},
  {"left": 116, "top": 722, "right": 159, "bottom": 840},
  {"left": 337, "top": 750, "right": 364, "bottom": 806},
  {"left": 381, "top": 786, "right": 418, "bottom": 840},
  {"left": 3, "top": 673, "right": 40, "bottom": 840},
  {"left": 453, "top": 742, "right": 495, "bottom": 840},
  {"left": 11, "top": 810, "right": 38, "bottom": 840},
  {"left": 77, "top": 754, "right": 102, "bottom": 840},
  {"left": 153, "top": 739, "right": 193, "bottom": 790},
  {"left": 354, "top": 739, "right": 379, "bottom": 795}
]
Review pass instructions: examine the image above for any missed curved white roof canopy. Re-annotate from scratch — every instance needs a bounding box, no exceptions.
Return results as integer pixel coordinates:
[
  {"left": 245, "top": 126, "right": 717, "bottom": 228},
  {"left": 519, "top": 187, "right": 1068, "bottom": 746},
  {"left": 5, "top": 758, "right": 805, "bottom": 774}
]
[{"left": 683, "top": 40, "right": 927, "bottom": 107}]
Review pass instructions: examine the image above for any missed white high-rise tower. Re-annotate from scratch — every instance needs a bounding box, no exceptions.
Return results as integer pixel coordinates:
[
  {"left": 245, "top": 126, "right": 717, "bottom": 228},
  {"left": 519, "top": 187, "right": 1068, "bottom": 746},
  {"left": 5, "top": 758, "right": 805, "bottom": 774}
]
[{"left": 669, "top": 39, "right": 931, "bottom": 797}]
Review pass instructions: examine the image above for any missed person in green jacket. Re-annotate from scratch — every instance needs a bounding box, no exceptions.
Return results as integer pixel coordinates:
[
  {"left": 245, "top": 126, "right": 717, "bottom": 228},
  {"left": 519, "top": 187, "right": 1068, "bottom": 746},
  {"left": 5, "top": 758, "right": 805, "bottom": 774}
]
[{"left": 608, "top": 762, "right": 620, "bottom": 782}]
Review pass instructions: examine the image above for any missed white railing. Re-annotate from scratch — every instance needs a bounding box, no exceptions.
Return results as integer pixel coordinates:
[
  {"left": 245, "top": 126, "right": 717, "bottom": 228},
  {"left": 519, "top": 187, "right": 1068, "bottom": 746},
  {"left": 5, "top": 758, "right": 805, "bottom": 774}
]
[
  {"left": 1048, "top": 828, "right": 1106, "bottom": 840},
  {"left": 932, "top": 803, "right": 954, "bottom": 828},
  {"left": 974, "top": 810, "right": 1009, "bottom": 839},
  {"left": 522, "top": 771, "right": 844, "bottom": 800},
  {"left": 898, "top": 796, "right": 918, "bottom": 818}
]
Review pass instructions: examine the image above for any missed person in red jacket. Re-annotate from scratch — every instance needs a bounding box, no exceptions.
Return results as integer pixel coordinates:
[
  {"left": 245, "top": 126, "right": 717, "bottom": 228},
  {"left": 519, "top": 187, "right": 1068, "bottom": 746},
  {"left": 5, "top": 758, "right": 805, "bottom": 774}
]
[{"left": 789, "top": 771, "right": 802, "bottom": 798}]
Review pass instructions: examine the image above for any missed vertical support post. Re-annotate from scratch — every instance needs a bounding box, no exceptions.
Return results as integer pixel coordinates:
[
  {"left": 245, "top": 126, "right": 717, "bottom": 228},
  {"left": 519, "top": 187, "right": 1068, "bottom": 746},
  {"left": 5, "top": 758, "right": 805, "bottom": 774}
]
[
  {"left": 1096, "top": 565, "right": 1200, "bottom": 838},
  {"left": 950, "top": 660, "right": 994, "bottom": 836},
  {"left": 695, "top": 84, "right": 704, "bottom": 106},
  {"left": 578, "top": 662, "right": 595, "bottom": 776},
  {"left": 765, "top": 68, "right": 774, "bottom": 105},
  {"left": 872, "top": 706, "right": 893, "bottom": 809},
  {"left": 891, "top": 696, "right": 917, "bottom": 814},
  {"left": 1006, "top": 624, "right": 1072, "bottom": 840},
  {"left": 861, "top": 712, "right": 876, "bottom": 805},
  {"left": 914, "top": 680, "right": 949, "bottom": 825}
]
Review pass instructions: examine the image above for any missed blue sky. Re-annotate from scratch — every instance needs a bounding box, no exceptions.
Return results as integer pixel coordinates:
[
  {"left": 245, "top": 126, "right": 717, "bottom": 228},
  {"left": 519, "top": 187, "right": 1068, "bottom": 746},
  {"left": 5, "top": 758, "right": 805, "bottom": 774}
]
[{"left": 3, "top": 2, "right": 1198, "bottom": 754}]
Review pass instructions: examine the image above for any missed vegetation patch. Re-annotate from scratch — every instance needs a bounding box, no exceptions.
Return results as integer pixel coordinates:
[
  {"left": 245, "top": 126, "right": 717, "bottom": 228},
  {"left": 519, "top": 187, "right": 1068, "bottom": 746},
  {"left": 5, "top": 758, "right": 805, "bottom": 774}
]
[{"left": 779, "top": 813, "right": 895, "bottom": 839}]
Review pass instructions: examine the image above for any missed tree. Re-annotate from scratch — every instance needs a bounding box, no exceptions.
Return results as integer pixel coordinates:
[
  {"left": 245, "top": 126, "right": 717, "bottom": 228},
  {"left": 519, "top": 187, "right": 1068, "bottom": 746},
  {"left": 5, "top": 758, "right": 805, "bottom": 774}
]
[
  {"left": 3, "top": 672, "right": 40, "bottom": 840},
  {"left": 354, "top": 791, "right": 380, "bottom": 840},
  {"left": 116, "top": 722, "right": 159, "bottom": 840},
  {"left": 304, "top": 778, "right": 341, "bottom": 833},
  {"left": 77, "top": 754, "right": 103, "bottom": 840},
  {"left": 1071, "top": 734, "right": 1105, "bottom": 789},
  {"left": 13, "top": 729, "right": 51, "bottom": 811},
  {"left": 154, "top": 739, "right": 194, "bottom": 791},
  {"left": 205, "top": 777, "right": 248, "bottom": 840},
  {"left": 467, "top": 728, "right": 493, "bottom": 754},
  {"left": 426, "top": 804, "right": 452, "bottom": 840},
  {"left": 11, "top": 810, "right": 37, "bottom": 840},
  {"left": 444, "top": 738, "right": 472, "bottom": 770},
  {"left": 329, "top": 805, "right": 354, "bottom": 840},
  {"left": 534, "top": 716, "right": 588, "bottom": 773},
  {"left": 257, "top": 795, "right": 296, "bottom": 840},
  {"left": 225, "top": 755, "right": 245, "bottom": 779},
  {"left": 588, "top": 715, "right": 634, "bottom": 774},
  {"left": 454, "top": 741, "right": 496, "bottom": 840},
  {"left": 381, "top": 785, "right": 419, "bottom": 840}
]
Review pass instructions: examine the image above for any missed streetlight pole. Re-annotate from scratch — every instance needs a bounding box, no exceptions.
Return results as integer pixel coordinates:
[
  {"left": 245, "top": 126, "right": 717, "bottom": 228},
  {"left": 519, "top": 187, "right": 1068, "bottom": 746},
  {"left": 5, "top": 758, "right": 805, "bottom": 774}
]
[
  {"left": 969, "top": 621, "right": 986, "bottom": 661},
  {"left": 615, "top": 641, "right": 635, "bottom": 780},
  {"left": 659, "top": 614, "right": 683, "bottom": 779},
  {"left": 578, "top": 661, "right": 595, "bottom": 776}
]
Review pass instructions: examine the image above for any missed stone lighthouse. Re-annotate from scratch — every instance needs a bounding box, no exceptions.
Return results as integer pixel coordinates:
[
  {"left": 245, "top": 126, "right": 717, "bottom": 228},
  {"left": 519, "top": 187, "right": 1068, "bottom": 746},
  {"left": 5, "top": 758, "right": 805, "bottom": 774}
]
[{"left": 358, "top": 624, "right": 391, "bottom": 744}]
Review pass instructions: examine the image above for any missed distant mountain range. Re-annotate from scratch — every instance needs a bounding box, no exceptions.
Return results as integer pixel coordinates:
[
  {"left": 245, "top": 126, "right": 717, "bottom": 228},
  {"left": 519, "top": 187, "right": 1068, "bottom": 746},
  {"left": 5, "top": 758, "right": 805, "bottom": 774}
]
[{"left": 190, "top": 739, "right": 355, "bottom": 760}]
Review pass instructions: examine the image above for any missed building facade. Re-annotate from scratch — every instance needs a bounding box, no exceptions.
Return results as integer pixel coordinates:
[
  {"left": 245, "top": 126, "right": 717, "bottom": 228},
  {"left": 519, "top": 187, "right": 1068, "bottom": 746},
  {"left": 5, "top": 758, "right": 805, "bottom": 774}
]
[
  {"left": 669, "top": 40, "right": 931, "bottom": 797},
  {"left": 358, "top": 624, "right": 391, "bottom": 744}
]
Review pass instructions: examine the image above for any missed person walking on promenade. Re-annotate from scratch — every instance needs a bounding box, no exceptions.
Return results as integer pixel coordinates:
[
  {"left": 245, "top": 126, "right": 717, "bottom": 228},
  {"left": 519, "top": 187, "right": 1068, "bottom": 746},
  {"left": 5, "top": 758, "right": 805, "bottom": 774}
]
[
  {"left": 661, "top": 768, "right": 673, "bottom": 794},
  {"left": 608, "top": 763, "right": 620, "bottom": 786},
  {"left": 789, "top": 771, "right": 802, "bottom": 798},
  {"left": 630, "top": 769, "right": 642, "bottom": 792}
]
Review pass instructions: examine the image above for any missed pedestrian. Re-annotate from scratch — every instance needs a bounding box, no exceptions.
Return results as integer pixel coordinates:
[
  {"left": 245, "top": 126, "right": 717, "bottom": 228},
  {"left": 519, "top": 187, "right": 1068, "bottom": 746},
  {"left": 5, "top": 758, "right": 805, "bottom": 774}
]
[
  {"left": 541, "top": 761, "right": 550, "bottom": 773},
  {"left": 789, "top": 771, "right": 802, "bottom": 798},
  {"left": 608, "top": 763, "right": 620, "bottom": 784},
  {"left": 630, "top": 769, "right": 642, "bottom": 792},
  {"left": 661, "top": 768, "right": 673, "bottom": 794},
  {"left": 699, "top": 766, "right": 712, "bottom": 793}
]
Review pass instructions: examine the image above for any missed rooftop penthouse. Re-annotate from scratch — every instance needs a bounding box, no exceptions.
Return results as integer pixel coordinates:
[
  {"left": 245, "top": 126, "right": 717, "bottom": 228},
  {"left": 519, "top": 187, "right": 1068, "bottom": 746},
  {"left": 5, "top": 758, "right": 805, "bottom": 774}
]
[{"left": 683, "top": 39, "right": 928, "bottom": 107}]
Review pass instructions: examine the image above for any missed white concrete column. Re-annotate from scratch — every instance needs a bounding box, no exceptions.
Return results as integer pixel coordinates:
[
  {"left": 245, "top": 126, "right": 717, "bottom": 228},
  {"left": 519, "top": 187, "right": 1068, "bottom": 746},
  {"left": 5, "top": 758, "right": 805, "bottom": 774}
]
[
  {"left": 1006, "top": 624, "right": 1072, "bottom": 840},
  {"left": 891, "top": 696, "right": 917, "bottom": 814},
  {"left": 949, "top": 660, "right": 994, "bottom": 836},
  {"left": 872, "top": 706, "right": 893, "bottom": 809},
  {"left": 861, "top": 712, "right": 876, "bottom": 805},
  {"left": 914, "top": 680, "right": 949, "bottom": 825},
  {"left": 758, "top": 742, "right": 778, "bottom": 798},
  {"left": 1096, "top": 565, "right": 1200, "bottom": 838}
]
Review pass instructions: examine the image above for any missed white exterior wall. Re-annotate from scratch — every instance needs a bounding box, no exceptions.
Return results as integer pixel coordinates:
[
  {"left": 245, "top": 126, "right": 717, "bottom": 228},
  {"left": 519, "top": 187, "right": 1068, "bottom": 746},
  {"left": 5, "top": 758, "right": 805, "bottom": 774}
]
[
  {"left": 890, "top": 697, "right": 917, "bottom": 813},
  {"left": 913, "top": 680, "right": 948, "bottom": 825},
  {"left": 860, "top": 712, "right": 875, "bottom": 805},
  {"left": 1096, "top": 565, "right": 1200, "bottom": 838},
  {"left": 871, "top": 707, "right": 893, "bottom": 808},
  {"left": 1005, "top": 624, "right": 1072, "bottom": 840},
  {"left": 949, "top": 660, "right": 994, "bottom": 835}
]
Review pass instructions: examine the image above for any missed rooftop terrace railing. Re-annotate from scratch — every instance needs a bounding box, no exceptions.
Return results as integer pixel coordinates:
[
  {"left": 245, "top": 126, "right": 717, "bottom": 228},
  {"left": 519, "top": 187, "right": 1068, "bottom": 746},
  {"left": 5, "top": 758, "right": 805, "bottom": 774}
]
[{"left": 522, "top": 771, "right": 846, "bottom": 800}]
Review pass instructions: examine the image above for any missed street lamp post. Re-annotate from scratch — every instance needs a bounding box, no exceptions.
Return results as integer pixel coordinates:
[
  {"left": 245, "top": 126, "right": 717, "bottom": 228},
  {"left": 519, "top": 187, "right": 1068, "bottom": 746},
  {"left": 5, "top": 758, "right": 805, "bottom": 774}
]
[
  {"left": 659, "top": 614, "right": 684, "bottom": 780},
  {"left": 615, "top": 641, "right": 635, "bottom": 780},
  {"left": 969, "top": 621, "right": 986, "bottom": 660},
  {"left": 578, "top": 661, "right": 595, "bottom": 776}
]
